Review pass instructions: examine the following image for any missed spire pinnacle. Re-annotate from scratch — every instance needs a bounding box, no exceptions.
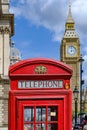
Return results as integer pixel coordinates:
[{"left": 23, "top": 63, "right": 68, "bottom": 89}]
[
  {"left": 64, "top": 0, "right": 78, "bottom": 37},
  {"left": 68, "top": 0, "right": 72, "bottom": 17},
  {"left": 69, "top": 0, "right": 71, "bottom": 10},
  {"left": 66, "top": 0, "right": 74, "bottom": 23}
]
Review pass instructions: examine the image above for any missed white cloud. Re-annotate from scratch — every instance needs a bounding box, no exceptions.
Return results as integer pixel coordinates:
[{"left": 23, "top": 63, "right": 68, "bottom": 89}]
[
  {"left": 10, "top": 0, "right": 67, "bottom": 41},
  {"left": 10, "top": 0, "right": 87, "bottom": 41},
  {"left": 10, "top": 6, "right": 22, "bottom": 16},
  {"left": 10, "top": 0, "right": 87, "bottom": 44},
  {"left": 72, "top": 0, "right": 87, "bottom": 44},
  {"left": 10, "top": 0, "right": 87, "bottom": 84}
]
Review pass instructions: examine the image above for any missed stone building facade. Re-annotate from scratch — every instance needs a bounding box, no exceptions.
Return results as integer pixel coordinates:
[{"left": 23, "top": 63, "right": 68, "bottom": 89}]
[
  {"left": 0, "top": 0, "right": 13, "bottom": 129},
  {"left": 0, "top": 1, "right": 21, "bottom": 130}
]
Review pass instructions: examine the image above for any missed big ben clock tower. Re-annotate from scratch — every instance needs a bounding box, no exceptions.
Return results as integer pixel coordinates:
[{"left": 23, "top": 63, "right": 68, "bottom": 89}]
[{"left": 60, "top": 2, "right": 81, "bottom": 92}]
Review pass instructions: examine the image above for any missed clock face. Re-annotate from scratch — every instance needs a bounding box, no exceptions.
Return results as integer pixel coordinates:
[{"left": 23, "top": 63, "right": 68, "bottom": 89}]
[{"left": 67, "top": 46, "right": 76, "bottom": 56}]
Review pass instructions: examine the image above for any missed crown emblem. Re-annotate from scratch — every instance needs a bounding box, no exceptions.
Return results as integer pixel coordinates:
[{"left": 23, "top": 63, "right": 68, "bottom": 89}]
[{"left": 35, "top": 65, "right": 47, "bottom": 74}]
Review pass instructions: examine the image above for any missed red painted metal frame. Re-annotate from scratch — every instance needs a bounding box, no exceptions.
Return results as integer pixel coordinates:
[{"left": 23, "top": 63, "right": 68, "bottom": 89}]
[
  {"left": 9, "top": 89, "right": 72, "bottom": 130},
  {"left": 19, "top": 100, "right": 62, "bottom": 130},
  {"left": 8, "top": 58, "right": 72, "bottom": 130}
]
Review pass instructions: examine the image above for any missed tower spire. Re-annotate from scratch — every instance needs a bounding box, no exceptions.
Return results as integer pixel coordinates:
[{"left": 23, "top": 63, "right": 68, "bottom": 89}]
[
  {"left": 66, "top": 0, "right": 74, "bottom": 23},
  {"left": 69, "top": 0, "right": 71, "bottom": 15},
  {"left": 63, "top": 0, "right": 78, "bottom": 37},
  {"left": 69, "top": 0, "right": 71, "bottom": 9}
]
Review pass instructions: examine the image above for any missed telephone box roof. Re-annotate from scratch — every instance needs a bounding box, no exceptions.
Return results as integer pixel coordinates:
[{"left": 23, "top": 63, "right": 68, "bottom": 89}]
[{"left": 9, "top": 58, "right": 72, "bottom": 77}]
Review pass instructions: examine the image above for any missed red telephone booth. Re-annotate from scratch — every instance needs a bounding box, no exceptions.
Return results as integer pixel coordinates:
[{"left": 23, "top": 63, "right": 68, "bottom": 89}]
[{"left": 8, "top": 58, "right": 72, "bottom": 130}]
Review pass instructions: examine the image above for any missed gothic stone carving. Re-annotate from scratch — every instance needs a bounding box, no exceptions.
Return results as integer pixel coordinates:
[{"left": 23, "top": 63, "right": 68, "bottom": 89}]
[{"left": 0, "top": 26, "right": 10, "bottom": 34}]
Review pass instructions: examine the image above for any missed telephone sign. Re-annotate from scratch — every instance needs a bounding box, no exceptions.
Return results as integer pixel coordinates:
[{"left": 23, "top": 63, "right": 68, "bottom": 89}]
[
  {"left": 18, "top": 80, "right": 63, "bottom": 88},
  {"left": 8, "top": 58, "right": 72, "bottom": 130}
]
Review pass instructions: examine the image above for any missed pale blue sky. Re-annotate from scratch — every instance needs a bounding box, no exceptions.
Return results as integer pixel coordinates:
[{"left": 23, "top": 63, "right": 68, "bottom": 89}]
[{"left": 10, "top": 0, "right": 87, "bottom": 85}]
